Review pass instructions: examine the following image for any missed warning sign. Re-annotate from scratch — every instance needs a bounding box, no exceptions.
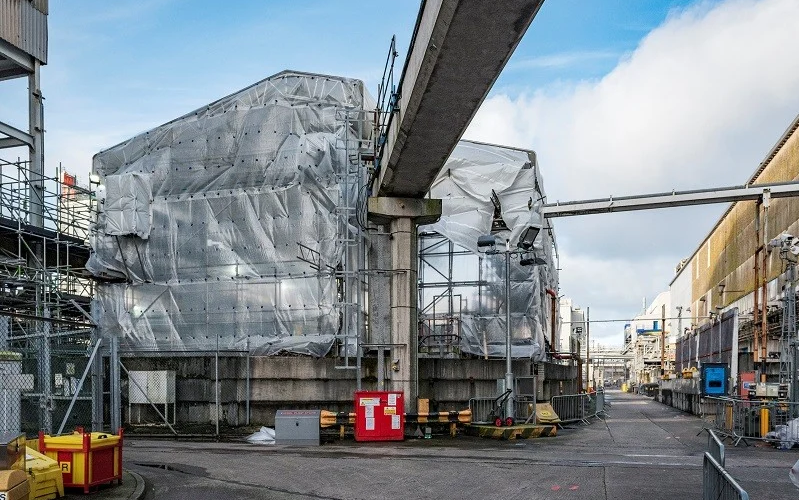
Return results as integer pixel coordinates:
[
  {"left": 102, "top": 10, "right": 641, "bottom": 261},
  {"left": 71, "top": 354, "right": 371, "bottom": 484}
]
[
  {"left": 359, "top": 397, "right": 380, "bottom": 406},
  {"left": 60, "top": 462, "right": 71, "bottom": 474},
  {"left": 383, "top": 407, "right": 396, "bottom": 415}
]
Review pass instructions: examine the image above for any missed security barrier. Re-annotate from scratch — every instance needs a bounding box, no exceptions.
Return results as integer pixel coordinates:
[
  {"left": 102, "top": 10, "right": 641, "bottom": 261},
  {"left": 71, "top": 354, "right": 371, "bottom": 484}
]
[
  {"left": 703, "top": 430, "right": 749, "bottom": 500},
  {"left": 708, "top": 427, "right": 725, "bottom": 466},
  {"left": 701, "top": 397, "right": 799, "bottom": 446},
  {"left": 468, "top": 397, "right": 501, "bottom": 425},
  {"left": 469, "top": 388, "right": 607, "bottom": 426},
  {"left": 550, "top": 388, "right": 606, "bottom": 424}
]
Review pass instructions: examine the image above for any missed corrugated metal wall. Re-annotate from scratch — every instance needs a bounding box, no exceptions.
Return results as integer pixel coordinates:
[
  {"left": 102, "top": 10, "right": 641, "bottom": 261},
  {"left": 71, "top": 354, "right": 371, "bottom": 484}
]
[
  {"left": 689, "top": 116, "right": 799, "bottom": 320},
  {"left": 0, "top": 0, "right": 47, "bottom": 63}
]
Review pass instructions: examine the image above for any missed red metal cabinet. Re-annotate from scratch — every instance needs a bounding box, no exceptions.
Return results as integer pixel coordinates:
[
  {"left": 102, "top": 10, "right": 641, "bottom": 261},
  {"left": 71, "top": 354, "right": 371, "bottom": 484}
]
[{"left": 354, "top": 391, "right": 404, "bottom": 442}]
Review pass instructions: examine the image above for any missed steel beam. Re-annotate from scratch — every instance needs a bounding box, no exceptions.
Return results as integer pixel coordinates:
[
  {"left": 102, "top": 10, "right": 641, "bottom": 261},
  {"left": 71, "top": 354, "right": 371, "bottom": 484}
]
[
  {"left": 0, "top": 38, "right": 35, "bottom": 75},
  {"left": 0, "top": 137, "right": 26, "bottom": 149},
  {"left": 0, "top": 120, "right": 34, "bottom": 147},
  {"left": 544, "top": 181, "right": 799, "bottom": 218}
]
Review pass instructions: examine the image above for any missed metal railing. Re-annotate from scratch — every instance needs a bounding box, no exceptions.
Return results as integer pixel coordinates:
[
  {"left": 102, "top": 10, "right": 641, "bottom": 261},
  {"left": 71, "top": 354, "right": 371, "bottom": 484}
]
[
  {"left": 550, "top": 388, "right": 607, "bottom": 424},
  {"left": 703, "top": 429, "right": 749, "bottom": 500},
  {"left": 468, "top": 397, "right": 499, "bottom": 425},
  {"left": 708, "top": 428, "right": 725, "bottom": 466},
  {"left": 468, "top": 388, "right": 606, "bottom": 426},
  {"left": 702, "top": 397, "right": 799, "bottom": 446}
]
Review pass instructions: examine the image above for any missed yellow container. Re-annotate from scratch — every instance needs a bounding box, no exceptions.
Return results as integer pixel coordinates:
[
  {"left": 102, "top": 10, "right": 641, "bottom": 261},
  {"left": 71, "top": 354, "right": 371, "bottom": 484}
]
[
  {"left": 621, "top": 383, "right": 628, "bottom": 392},
  {"left": 38, "top": 428, "right": 123, "bottom": 494},
  {"left": 24, "top": 447, "right": 64, "bottom": 500}
]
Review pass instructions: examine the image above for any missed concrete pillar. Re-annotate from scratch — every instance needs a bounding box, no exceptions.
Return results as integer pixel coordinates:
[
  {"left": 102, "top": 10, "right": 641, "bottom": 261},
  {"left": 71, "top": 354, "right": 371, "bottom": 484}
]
[
  {"left": 368, "top": 197, "right": 441, "bottom": 412},
  {"left": 389, "top": 216, "right": 417, "bottom": 407}
]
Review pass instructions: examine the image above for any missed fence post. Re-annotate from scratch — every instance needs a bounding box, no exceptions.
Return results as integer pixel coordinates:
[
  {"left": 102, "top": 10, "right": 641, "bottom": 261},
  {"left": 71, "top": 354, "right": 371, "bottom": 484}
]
[
  {"left": 215, "top": 335, "right": 220, "bottom": 437},
  {"left": 91, "top": 329, "right": 104, "bottom": 432},
  {"left": 110, "top": 336, "right": 121, "bottom": 432},
  {"left": 57, "top": 339, "right": 102, "bottom": 435},
  {"left": 246, "top": 340, "right": 251, "bottom": 427}
]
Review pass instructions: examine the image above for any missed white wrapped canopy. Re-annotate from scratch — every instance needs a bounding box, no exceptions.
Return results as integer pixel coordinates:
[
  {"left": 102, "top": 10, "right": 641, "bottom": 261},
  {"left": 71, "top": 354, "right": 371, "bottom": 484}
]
[
  {"left": 89, "top": 71, "right": 372, "bottom": 355},
  {"left": 419, "top": 140, "right": 558, "bottom": 361}
]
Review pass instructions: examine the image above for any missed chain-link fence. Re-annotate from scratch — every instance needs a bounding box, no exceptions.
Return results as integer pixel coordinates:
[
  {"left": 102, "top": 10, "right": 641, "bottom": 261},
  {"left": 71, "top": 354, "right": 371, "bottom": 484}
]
[{"left": 0, "top": 316, "right": 95, "bottom": 437}]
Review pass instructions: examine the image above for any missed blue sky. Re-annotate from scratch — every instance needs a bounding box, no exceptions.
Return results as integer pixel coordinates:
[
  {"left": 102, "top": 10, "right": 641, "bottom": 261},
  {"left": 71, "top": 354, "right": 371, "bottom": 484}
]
[
  {"left": 3, "top": 0, "right": 700, "bottom": 173},
  {"left": 4, "top": 0, "right": 799, "bottom": 345}
]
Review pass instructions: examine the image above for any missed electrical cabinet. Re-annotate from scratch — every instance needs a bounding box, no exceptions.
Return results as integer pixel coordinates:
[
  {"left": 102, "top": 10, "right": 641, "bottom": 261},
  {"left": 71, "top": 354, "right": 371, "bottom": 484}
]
[{"left": 354, "top": 391, "right": 404, "bottom": 442}]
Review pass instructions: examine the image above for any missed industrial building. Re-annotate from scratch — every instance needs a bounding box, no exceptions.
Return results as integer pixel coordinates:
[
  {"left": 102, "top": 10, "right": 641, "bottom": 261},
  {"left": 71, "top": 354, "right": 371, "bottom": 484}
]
[
  {"left": 84, "top": 70, "right": 571, "bottom": 430},
  {"left": 659, "top": 114, "right": 799, "bottom": 412},
  {"left": 670, "top": 115, "right": 799, "bottom": 377}
]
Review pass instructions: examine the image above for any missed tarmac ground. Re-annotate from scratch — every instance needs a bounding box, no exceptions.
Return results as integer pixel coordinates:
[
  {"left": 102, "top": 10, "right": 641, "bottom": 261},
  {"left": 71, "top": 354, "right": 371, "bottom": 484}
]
[{"left": 114, "top": 390, "right": 797, "bottom": 499}]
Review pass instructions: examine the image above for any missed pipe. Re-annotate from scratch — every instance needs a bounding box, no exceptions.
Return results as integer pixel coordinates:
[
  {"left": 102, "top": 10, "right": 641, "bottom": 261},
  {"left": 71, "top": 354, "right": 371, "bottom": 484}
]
[{"left": 546, "top": 288, "right": 557, "bottom": 354}]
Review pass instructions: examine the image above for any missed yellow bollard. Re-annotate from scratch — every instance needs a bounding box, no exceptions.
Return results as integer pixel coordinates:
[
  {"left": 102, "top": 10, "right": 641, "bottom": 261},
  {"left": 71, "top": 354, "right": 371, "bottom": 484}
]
[{"left": 760, "top": 408, "right": 769, "bottom": 438}]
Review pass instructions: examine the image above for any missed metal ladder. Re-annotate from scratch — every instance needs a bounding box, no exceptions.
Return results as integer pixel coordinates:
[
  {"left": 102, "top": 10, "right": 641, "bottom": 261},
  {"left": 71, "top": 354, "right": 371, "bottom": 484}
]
[{"left": 333, "top": 106, "right": 371, "bottom": 385}]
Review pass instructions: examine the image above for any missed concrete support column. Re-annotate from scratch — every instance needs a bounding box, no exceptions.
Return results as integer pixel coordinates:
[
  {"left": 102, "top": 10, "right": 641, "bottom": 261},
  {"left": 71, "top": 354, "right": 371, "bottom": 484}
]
[
  {"left": 368, "top": 197, "right": 441, "bottom": 412},
  {"left": 389, "top": 216, "right": 417, "bottom": 407}
]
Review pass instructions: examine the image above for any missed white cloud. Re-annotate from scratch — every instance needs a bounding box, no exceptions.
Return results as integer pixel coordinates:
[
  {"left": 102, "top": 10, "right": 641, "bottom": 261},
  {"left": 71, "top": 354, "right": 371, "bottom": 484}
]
[
  {"left": 466, "top": 0, "right": 799, "bottom": 344},
  {"left": 508, "top": 50, "right": 620, "bottom": 70}
]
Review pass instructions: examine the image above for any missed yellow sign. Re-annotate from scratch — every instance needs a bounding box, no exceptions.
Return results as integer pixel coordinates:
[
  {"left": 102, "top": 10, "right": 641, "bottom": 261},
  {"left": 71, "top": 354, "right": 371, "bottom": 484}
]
[
  {"left": 60, "top": 462, "right": 71, "bottom": 474},
  {"left": 359, "top": 398, "right": 380, "bottom": 406},
  {"left": 384, "top": 407, "right": 396, "bottom": 415}
]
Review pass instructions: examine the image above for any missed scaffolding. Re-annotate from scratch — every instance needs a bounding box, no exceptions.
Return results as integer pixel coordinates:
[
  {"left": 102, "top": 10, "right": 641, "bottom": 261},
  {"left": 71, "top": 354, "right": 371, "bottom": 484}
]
[
  {"left": 417, "top": 140, "right": 559, "bottom": 362},
  {"left": 0, "top": 158, "right": 96, "bottom": 435}
]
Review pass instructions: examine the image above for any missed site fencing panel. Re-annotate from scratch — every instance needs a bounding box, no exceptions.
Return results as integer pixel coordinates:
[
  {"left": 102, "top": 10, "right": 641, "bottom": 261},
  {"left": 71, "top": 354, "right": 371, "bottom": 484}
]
[
  {"left": 703, "top": 452, "right": 749, "bottom": 500},
  {"left": 702, "top": 397, "right": 799, "bottom": 446},
  {"left": 1, "top": 320, "right": 95, "bottom": 437},
  {"left": 708, "top": 429, "right": 725, "bottom": 466},
  {"left": 549, "top": 388, "right": 606, "bottom": 424}
]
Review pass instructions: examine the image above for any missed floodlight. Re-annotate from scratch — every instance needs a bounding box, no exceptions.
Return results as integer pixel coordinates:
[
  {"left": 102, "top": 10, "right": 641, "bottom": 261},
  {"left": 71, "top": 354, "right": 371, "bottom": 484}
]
[
  {"left": 520, "top": 256, "right": 547, "bottom": 266},
  {"left": 477, "top": 235, "right": 497, "bottom": 248},
  {"left": 517, "top": 226, "right": 541, "bottom": 250}
]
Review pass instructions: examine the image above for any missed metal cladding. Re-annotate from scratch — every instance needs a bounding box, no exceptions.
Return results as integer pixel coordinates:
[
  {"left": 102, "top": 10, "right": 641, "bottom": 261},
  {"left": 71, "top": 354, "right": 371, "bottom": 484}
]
[
  {"left": 419, "top": 140, "right": 558, "bottom": 361},
  {"left": 88, "top": 71, "right": 372, "bottom": 355},
  {"left": 0, "top": 0, "right": 48, "bottom": 64}
]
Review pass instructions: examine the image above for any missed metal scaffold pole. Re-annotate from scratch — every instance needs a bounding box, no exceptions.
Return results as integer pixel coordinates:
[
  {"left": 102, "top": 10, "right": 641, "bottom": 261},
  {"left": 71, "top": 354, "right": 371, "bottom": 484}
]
[{"left": 504, "top": 242, "right": 514, "bottom": 420}]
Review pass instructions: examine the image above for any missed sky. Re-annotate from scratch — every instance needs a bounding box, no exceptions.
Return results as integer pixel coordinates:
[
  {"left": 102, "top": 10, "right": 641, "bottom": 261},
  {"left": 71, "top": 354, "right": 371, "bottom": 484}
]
[{"left": 2, "top": 0, "right": 799, "bottom": 347}]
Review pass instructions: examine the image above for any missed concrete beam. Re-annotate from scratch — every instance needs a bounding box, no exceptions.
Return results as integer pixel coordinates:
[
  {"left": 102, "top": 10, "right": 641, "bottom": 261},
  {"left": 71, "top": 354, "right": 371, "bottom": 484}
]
[
  {"left": 367, "top": 197, "right": 442, "bottom": 225},
  {"left": 377, "top": 0, "right": 545, "bottom": 198}
]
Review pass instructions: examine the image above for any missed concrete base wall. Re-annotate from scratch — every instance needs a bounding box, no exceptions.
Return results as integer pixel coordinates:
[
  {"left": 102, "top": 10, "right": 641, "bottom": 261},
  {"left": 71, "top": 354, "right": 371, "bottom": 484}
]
[
  {"left": 121, "top": 356, "right": 580, "bottom": 427},
  {"left": 659, "top": 379, "right": 703, "bottom": 415}
]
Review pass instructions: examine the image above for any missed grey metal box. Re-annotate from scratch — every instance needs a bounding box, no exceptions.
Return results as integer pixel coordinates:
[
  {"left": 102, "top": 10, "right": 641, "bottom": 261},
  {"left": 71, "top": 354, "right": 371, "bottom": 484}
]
[
  {"left": 275, "top": 410, "right": 321, "bottom": 446},
  {"left": 0, "top": 432, "right": 25, "bottom": 470}
]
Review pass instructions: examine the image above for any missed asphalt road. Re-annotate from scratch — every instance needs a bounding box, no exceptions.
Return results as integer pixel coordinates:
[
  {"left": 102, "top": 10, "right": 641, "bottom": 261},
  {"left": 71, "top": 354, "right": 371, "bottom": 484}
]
[{"left": 125, "top": 391, "right": 798, "bottom": 499}]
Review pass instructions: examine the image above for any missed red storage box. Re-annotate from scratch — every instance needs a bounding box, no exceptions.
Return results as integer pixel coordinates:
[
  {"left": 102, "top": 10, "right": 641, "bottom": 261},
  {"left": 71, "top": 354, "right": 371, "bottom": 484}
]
[{"left": 354, "top": 391, "right": 404, "bottom": 442}]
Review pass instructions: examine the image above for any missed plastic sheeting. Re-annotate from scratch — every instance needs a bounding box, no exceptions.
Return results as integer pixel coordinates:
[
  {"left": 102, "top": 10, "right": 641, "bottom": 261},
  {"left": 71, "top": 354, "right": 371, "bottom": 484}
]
[
  {"left": 88, "top": 71, "right": 372, "bottom": 355},
  {"left": 419, "top": 140, "right": 558, "bottom": 361}
]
